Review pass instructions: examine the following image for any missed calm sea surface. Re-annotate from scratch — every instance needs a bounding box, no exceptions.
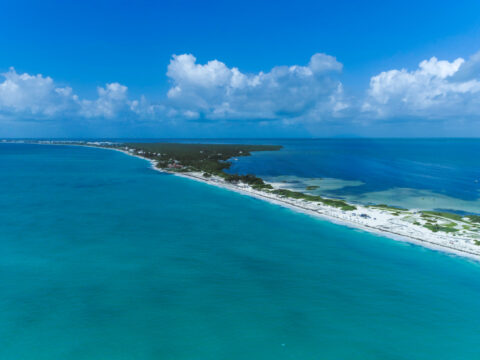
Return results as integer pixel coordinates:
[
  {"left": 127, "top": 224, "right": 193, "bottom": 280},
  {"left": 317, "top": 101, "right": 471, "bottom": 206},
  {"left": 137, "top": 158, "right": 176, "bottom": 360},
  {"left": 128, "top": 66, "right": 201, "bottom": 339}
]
[
  {"left": 1, "top": 142, "right": 480, "bottom": 359},
  {"left": 226, "top": 139, "right": 480, "bottom": 214}
]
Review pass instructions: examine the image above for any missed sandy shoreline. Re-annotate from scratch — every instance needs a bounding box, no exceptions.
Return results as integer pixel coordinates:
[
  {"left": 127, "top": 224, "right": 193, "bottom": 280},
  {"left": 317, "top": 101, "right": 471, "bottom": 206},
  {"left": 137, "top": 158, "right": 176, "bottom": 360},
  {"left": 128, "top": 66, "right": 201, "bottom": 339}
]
[
  {"left": 16, "top": 141, "right": 480, "bottom": 262},
  {"left": 97, "top": 146, "right": 480, "bottom": 262},
  {"left": 177, "top": 171, "right": 480, "bottom": 261}
]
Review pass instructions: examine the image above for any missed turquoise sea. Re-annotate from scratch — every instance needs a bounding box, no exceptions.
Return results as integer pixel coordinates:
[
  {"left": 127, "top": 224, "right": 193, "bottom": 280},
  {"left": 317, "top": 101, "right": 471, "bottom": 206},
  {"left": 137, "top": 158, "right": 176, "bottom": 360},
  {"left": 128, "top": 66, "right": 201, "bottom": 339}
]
[{"left": 1, "top": 142, "right": 480, "bottom": 359}]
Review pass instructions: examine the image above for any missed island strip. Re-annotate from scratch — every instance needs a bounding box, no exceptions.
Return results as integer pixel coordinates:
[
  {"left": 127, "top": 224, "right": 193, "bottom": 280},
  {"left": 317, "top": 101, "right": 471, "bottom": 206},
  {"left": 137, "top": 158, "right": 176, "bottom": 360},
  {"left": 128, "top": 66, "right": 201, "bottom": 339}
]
[{"left": 12, "top": 139, "right": 480, "bottom": 261}]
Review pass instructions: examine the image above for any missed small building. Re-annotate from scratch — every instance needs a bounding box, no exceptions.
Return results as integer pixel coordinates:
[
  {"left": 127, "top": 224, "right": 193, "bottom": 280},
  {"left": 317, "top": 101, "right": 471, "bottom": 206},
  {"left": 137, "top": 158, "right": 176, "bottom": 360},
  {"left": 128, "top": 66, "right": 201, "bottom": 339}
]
[{"left": 167, "top": 163, "right": 183, "bottom": 169}]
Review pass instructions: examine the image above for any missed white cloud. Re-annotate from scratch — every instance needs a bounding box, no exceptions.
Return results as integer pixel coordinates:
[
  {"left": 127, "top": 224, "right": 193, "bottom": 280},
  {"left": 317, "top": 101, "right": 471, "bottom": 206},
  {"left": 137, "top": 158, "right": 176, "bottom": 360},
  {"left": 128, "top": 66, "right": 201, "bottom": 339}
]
[
  {"left": 363, "top": 55, "right": 480, "bottom": 119},
  {"left": 452, "top": 50, "right": 480, "bottom": 81},
  {"left": 80, "top": 83, "right": 130, "bottom": 118},
  {"left": 0, "top": 68, "right": 155, "bottom": 122},
  {"left": 166, "top": 53, "right": 347, "bottom": 121},
  {"left": 5, "top": 50, "right": 480, "bottom": 131},
  {"left": 0, "top": 67, "right": 76, "bottom": 117}
]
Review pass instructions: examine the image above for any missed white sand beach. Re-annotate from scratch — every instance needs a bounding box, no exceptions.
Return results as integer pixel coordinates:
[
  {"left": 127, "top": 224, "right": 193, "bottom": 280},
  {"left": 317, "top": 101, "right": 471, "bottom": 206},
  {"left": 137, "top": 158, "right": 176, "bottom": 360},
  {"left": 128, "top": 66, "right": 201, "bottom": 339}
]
[
  {"left": 111, "top": 148, "right": 480, "bottom": 261},
  {"left": 28, "top": 141, "right": 480, "bottom": 261}
]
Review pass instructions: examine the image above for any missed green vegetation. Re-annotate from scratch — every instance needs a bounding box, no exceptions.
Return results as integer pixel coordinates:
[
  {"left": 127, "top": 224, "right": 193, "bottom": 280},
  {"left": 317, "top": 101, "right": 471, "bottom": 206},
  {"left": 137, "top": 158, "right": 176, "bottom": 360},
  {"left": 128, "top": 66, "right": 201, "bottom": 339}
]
[
  {"left": 117, "top": 143, "right": 273, "bottom": 189},
  {"left": 272, "top": 188, "right": 356, "bottom": 211},
  {"left": 444, "top": 222, "right": 458, "bottom": 228},
  {"left": 474, "top": 240, "right": 480, "bottom": 246},
  {"left": 423, "top": 223, "right": 459, "bottom": 233},
  {"left": 421, "top": 211, "right": 464, "bottom": 222},
  {"left": 116, "top": 142, "right": 364, "bottom": 211},
  {"left": 418, "top": 211, "right": 480, "bottom": 234},
  {"left": 122, "top": 142, "right": 282, "bottom": 175},
  {"left": 306, "top": 185, "right": 319, "bottom": 190},
  {"left": 224, "top": 173, "right": 273, "bottom": 190},
  {"left": 116, "top": 142, "right": 360, "bottom": 210},
  {"left": 368, "top": 204, "right": 407, "bottom": 211},
  {"left": 467, "top": 215, "right": 480, "bottom": 223}
]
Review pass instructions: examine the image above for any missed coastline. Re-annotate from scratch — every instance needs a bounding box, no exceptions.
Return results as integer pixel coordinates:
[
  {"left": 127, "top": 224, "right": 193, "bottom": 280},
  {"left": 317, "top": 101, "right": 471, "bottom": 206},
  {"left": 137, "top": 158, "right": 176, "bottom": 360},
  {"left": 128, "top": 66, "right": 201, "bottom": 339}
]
[
  {"left": 106, "top": 145, "right": 480, "bottom": 262},
  {"left": 12, "top": 141, "right": 480, "bottom": 262}
]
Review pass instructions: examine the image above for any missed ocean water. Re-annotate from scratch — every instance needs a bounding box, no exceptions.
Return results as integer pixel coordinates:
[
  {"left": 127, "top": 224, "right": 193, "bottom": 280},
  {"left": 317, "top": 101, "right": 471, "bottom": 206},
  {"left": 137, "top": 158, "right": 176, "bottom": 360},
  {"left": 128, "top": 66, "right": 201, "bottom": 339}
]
[
  {"left": 226, "top": 139, "right": 480, "bottom": 214},
  {"left": 1, "top": 143, "right": 480, "bottom": 359}
]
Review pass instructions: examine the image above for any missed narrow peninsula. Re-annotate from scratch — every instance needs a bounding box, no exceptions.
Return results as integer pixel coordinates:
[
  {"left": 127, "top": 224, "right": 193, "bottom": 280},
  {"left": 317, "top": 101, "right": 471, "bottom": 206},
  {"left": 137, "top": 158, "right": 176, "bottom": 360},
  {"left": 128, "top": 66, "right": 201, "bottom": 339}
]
[{"left": 16, "top": 140, "right": 480, "bottom": 260}]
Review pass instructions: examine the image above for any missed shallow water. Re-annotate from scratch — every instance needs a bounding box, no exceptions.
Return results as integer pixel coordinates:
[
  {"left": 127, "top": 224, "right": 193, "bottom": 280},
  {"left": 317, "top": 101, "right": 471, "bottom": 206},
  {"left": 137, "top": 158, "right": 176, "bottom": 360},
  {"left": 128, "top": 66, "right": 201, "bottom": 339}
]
[
  {"left": 1, "top": 143, "right": 480, "bottom": 359},
  {"left": 226, "top": 138, "right": 480, "bottom": 213}
]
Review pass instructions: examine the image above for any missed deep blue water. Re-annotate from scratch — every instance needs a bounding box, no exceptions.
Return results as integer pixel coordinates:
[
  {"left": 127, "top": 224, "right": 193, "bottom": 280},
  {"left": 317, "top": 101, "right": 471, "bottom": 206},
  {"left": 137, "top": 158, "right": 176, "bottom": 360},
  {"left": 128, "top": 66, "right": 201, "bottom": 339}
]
[
  {"left": 1, "top": 143, "right": 480, "bottom": 359},
  {"left": 225, "top": 139, "right": 480, "bottom": 213}
]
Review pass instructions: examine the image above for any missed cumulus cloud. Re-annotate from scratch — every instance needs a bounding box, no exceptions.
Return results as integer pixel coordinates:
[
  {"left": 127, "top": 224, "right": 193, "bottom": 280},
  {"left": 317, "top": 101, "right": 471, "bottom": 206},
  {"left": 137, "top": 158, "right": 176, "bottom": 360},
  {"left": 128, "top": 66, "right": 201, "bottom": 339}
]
[
  {"left": 0, "top": 67, "right": 76, "bottom": 117},
  {"left": 5, "top": 50, "right": 480, "bottom": 131},
  {"left": 81, "top": 83, "right": 131, "bottom": 118},
  {"left": 0, "top": 68, "right": 155, "bottom": 122},
  {"left": 363, "top": 54, "right": 480, "bottom": 119},
  {"left": 166, "top": 53, "right": 347, "bottom": 121}
]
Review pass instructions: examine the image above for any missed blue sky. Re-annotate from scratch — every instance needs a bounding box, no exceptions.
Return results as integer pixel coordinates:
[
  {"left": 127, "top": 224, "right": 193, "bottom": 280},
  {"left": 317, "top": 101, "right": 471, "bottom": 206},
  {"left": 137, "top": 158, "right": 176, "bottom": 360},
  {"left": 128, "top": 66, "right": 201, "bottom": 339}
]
[{"left": 1, "top": 0, "right": 480, "bottom": 138}]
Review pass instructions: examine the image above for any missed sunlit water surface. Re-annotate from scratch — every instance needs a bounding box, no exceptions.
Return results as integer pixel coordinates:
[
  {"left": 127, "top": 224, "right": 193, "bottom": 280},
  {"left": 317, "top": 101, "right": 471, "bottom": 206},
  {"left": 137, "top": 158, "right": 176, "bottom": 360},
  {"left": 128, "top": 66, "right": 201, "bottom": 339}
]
[{"left": 1, "top": 143, "right": 480, "bottom": 359}]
